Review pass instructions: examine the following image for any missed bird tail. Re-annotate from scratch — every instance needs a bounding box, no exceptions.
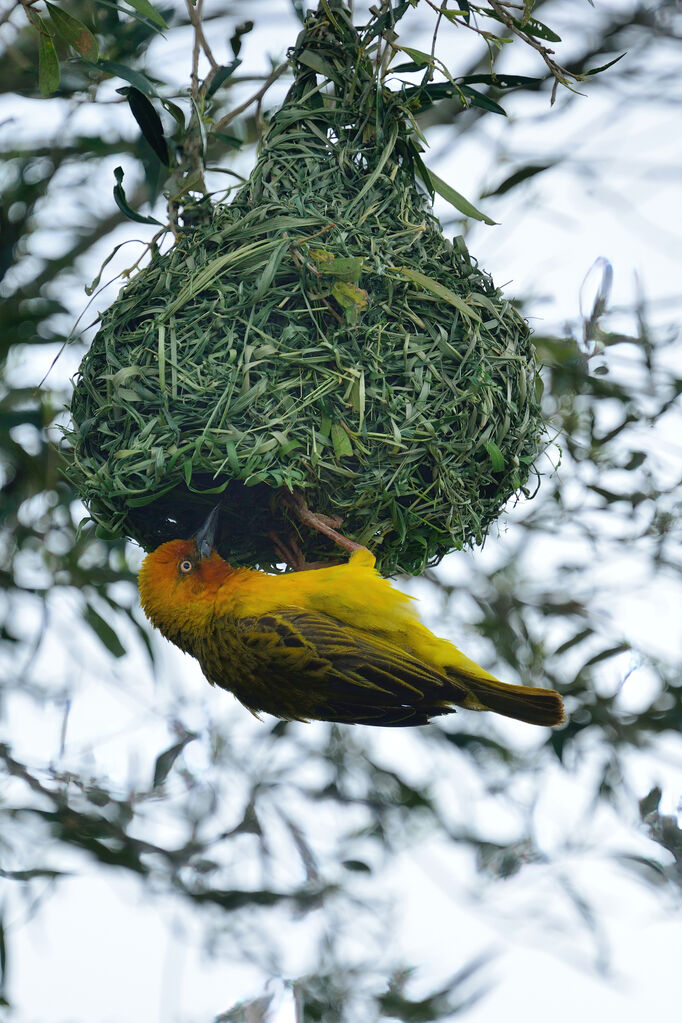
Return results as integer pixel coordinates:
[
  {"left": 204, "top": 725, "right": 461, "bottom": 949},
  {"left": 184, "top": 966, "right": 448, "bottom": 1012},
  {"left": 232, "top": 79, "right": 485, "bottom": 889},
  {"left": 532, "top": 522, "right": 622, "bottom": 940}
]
[{"left": 454, "top": 673, "right": 565, "bottom": 727}]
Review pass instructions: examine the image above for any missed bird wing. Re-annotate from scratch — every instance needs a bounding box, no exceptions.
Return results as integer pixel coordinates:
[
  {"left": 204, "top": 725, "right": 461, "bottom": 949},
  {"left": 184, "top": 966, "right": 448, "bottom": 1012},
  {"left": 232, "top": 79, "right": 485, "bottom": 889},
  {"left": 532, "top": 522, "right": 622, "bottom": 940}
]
[{"left": 223, "top": 609, "right": 469, "bottom": 727}]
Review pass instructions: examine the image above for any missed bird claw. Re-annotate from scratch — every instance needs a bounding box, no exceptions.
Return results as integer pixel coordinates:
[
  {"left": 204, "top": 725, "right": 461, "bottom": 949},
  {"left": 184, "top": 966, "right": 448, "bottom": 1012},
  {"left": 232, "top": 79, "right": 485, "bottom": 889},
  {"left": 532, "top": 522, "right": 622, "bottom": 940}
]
[
  {"left": 268, "top": 529, "right": 337, "bottom": 572},
  {"left": 278, "top": 489, "right": 365, "bottom": 555}
]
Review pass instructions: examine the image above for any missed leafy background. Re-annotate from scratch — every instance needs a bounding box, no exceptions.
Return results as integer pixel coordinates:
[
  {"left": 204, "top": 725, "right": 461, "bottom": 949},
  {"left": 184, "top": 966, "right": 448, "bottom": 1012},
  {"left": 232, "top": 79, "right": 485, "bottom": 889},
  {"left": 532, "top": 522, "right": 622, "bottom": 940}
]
[{"left": 1, "top": 1, "right": 681, "bottom": 1020}]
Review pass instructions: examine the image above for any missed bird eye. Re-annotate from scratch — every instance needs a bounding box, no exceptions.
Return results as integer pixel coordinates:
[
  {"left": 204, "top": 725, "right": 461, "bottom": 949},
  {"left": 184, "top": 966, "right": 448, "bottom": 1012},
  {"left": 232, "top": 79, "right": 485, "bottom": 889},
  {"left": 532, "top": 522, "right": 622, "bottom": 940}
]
[{"left": 179, "top": 559, "right": 194, "bottom": 574}]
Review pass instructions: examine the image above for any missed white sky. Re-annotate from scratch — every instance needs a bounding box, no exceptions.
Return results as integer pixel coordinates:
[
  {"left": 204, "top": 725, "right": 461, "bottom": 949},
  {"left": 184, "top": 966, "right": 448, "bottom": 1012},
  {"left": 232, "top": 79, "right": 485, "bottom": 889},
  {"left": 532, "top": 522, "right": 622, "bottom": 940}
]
[{"left": 2, "top": 1, "right": 681, "bottom": 1021}]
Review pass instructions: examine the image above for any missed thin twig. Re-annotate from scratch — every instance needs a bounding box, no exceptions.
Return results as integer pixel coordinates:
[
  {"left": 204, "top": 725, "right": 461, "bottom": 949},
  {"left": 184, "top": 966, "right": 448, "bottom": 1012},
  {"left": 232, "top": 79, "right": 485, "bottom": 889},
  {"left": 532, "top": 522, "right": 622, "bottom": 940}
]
[
  {"left": 186, "top": 0, "right": 218, "bottom": 75},
  {"left": 430, "top": 5, "right": 443, "bottom": 74},
  {"left": 212, "top": 60, "right": 290, "bottom": 132},
  {"left": 487, "top": 1, "right": 572, "bottom": 86},
  {"left": 188, "top": 0, "right": 202, "bottom": 102}
]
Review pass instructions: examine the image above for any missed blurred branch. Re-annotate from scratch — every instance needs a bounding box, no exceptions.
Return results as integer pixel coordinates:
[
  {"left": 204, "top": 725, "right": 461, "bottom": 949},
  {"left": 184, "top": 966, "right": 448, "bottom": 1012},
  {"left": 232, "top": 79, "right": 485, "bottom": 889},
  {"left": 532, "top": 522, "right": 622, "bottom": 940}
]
[{"left": 212, "top": 60, "right": 290, "bottom": 132}]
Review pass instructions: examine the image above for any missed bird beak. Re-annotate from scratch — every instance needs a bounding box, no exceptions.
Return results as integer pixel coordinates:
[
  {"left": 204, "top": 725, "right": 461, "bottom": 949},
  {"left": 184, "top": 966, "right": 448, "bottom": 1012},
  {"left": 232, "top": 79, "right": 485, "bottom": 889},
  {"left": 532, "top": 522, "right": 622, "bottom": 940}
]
[{"left": 194, "top": 505, "right": 221, "bottom": 560}]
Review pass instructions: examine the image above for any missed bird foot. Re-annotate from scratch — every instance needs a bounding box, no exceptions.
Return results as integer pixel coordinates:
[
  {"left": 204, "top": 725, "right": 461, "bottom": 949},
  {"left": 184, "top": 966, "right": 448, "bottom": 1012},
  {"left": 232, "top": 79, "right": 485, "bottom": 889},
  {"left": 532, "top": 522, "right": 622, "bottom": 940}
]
[
  {"left": 268, "top": 529, "right": 337, "bottom": 572},
  {"left": 278, "top": 490, "right": 365, "bottom": 555}
]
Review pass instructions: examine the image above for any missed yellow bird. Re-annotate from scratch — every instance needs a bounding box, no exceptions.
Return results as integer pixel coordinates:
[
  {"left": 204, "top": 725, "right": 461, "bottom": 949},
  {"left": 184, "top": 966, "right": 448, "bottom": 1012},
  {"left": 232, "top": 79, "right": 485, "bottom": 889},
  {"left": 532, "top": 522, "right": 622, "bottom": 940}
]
[{"left": 138, "top": 507, "right": 565, "bottom": 728}]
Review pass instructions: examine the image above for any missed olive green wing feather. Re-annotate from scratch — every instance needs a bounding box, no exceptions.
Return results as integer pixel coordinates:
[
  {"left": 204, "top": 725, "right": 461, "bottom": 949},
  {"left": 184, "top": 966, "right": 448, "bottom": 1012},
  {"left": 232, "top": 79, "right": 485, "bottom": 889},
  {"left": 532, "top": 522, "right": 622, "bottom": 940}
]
[{"left": 212, "top": 609, "right": 468, "bottom": 727}]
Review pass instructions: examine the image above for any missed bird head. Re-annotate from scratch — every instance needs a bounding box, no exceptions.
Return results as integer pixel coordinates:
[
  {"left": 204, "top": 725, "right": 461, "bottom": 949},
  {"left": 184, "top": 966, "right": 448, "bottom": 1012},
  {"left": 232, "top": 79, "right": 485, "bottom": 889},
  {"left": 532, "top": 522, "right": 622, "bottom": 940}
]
[{"left": 138, "top": 505, "right": 231, "bottom": 646}]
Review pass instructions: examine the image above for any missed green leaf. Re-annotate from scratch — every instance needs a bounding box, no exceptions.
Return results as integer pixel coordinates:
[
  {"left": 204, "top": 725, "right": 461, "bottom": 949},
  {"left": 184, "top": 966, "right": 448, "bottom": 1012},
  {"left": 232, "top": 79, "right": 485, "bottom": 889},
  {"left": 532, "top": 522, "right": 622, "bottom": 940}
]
[
  {"left": 460, "top": 73, "right": 544, "bottom": 89},
  {"left": 153, "top": 733, "right": 197, "bottom": 788},
  {"left": 392, "top": 59, "right": 431, "bottom": 74},
  {"left": 403, "top": 81, "right": 455, "bottom": 104},
  {"left": 211, "top": 131, "right": 243, "bottom": 149},
  {"left": 615, "top": 853, "right": 669, "bottom": 886},
  {"left": 460, "top": 85, "right": 506, "bottom": 116},
  {"left": 519, "top": 16, "right": 561, "bottom": 42},
  {"left": 229, "top": 20, "right": 253, "bottom": 58},
  {"left": 331, "top": 281, "right": 368, "bottom": 324},
  {"left": 331, "top": 422, "right": 353, "bottom": 459},
  {"left": 83, "top": 603, "right": 126, "bottom": 658},
  {"left": 582, "top": 642, "right": 630, "bottom": 669},
  {"left": 160, "top": 98, "right": 185, "bottom": 130},
  {"left": 206, "top": 59, "right": 242, "bottom": 98},
  {"left": 297, "top": 49, "right": 336, "bottom": 79},
  {"left": 624, "top": 450, "right": 646, "bottom": 471},
  {"left": 0, "top": 912, "right": 6, "bottom": 1007},
  {"left": 94, "top": 59, "right": 158, "bottom": 97},
  {"left": 342, "top": 860, "right": 372, "bottom": 873},
  {"left": 423, "top": 168, "right": 497, "bottom": 225},
  {"left": 362, "top": 0, "right": 413, "bottom": 43},
  {"left": 486, "top": 9, "right": 561, "bottom": 42},
  {"left": 85, "top": 241, "right": 132, "bottom": 295},
  {"left": 45, "top": 2, "right": 98, "bottom": 62},
  {"left": 122, "top": 0, "right": 168, "bottom": 30},
  {"left": 391, "top": 267, "right": 482, "bottom": 323},
  {"left": 485, "top": 441, "right": 505, "bottom": 471},
  {"left": 112, "top": 166, "right": 162, "bottom": 225},
  {"left": 119, "top": 87, "right": 170, "bottom": 165},
  {"left": 553, "top": 627, "right": 593, "bottom": 656},
  {"left": 483, "top": 162, "right": 555, "bottom": 197},
  {"left": 33, "top": 16, "right": 60, "bottom": 96},
  {"left": 437, "top": 2, "right": 472, "bottom": 25},
  {"left": 310, "top": 252, "right": 364, "bottom": 282},
  {"left": 396, "top": 46, "right": 434, "bottom": 69},
  {"left": 583, "top": 52, "right": 627, "bottom": 77},
  {"left": 639, "top": 786, "right": 662, "bottom": 819}
]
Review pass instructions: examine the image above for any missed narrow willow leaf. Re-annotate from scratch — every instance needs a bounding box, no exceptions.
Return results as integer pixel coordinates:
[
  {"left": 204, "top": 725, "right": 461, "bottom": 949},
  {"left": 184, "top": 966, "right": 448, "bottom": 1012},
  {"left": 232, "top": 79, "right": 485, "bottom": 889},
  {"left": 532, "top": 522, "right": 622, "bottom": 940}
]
[
  {"left": 460, "top": 85, "right": 506, "bottom": 116},
  {"left": 120, "top": 87, "right": 170, "bottom": 165},
  {"left": 331, "top": 422, "right": 353, "bottom": 459},
  {"left": 425, "top": 168, "right": 497, "bottom": 225},
  {"left": 486, "top": 441, "right": 505, "bottom": 471},
  {"left": 95, "top": 59, "right": 158, "bottom": 97},
  {"left": 160, "top": 98, "right": 185, "bottom": 130},
  {"left": 297, "top": 48, "right": 335, "bottom": 78},
  {"left": 460, "top": 73, "right": 544, "bottom": 89},
  {"left": 518, "top": 16, "right": 561, "bottom": 42},
  {"left": 639, "top": 787, "right": 662, "bottom": 819},
  {"left": 396, "top": 45, "right": 434, "bottom": 68},
  {"left": 332, "top": 281, "right": 368, "bottom": 324},
  {"left": 211, "top": 131, "right": 243, "bottom": 148},
  {"left": 206, "top": 59, "right": 242, "bottom": 98},
  {"left": 483, "top": 162, "right": 554, "bottom": 197},
  {"left": 392, "top": 267, "right": 482, "bottom": 322},
  {"left": 486, "top": 9, "right": 561, "bottom": 42},
  {"left": 553, "top": 628, "right": 593, "bottom": 656},
  {"left": 85, "top": 241, "right": 132, "bottom": 295},
  {"left": 402, "top": 81, "right": 455, "bottom": 103},
  {"left": 229, "top": 20, "right": 253, "bottom": 58},
  {"left": 583, "top": 52, "right": 627, "bottom": 76},
  {"left": 153, "top": 733, "right": 196, "bottom": 787},
  {"left": 32, "top": 14, "right": 60, "bottom": 97},
  {"left": 113, "top": 166, "right": 162, "bottom": 225},
  {"left": 311, "top": 253, "right": 364, "bottom": 282},
  {"left": 440, "top": 4, "right": 471, "bottom": 25},
  {"left": 122, "top": 0, "right": 168, "bottom": 30},
  {"left": 45, "top": 2, "right": 98, "bottom": 62},
  {"left": 582, "top": 642, "right": 631, "bottom": 669},
  {"left": 362, "top": 0, "right": 412, "bottom": 42},
  {"left": 83, "top": 603, "right": 126, "bottom": 658}
]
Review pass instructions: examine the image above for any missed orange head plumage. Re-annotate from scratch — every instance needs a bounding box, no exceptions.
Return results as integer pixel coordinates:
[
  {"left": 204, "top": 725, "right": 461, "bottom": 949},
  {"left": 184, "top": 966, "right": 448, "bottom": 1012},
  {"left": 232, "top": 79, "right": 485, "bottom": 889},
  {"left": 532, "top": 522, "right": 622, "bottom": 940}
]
[{"left": 137, "top": 507, "right": 232, "bottom": 648}]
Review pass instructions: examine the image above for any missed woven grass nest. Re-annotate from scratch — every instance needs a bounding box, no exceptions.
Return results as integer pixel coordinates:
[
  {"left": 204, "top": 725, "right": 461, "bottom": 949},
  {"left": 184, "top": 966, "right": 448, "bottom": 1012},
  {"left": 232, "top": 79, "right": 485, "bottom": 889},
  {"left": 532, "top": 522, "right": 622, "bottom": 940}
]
[{"left": 66, "top": 4, "right": 545, "bottom": 576}]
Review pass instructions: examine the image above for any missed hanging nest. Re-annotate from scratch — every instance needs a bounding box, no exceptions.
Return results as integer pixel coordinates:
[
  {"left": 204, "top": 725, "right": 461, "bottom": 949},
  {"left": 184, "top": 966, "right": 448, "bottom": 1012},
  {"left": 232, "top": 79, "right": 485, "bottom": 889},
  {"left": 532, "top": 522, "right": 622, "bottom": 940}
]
[{"left": 66, "top": 3, "right": 545, "bottom": 576}]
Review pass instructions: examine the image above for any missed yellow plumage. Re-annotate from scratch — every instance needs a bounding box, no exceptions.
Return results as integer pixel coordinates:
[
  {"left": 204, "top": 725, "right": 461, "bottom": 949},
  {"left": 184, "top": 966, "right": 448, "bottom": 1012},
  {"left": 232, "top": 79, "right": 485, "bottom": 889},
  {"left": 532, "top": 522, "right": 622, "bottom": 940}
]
[{"left": 138, "top": 511, "right": 564, "bottom": 729}]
